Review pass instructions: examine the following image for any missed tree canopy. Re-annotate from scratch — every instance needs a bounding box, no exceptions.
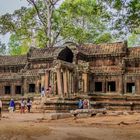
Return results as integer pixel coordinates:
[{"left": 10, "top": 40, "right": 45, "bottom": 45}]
[{"left": 0, "top": 0, "right": 139, "bottom": 55}]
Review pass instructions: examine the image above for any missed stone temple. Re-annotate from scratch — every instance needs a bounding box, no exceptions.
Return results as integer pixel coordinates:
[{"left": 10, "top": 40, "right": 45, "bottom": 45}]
[{"left": 0, "top": 41, "right": 140, "bottom": 97}]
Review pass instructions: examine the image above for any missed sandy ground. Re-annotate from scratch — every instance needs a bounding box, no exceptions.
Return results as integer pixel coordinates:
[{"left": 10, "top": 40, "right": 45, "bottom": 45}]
[{"left": 0, "top": 112, "right": 140, "bottom": 140}]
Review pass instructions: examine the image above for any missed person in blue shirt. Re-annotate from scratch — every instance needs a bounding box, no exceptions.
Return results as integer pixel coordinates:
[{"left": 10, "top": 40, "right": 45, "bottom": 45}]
[
  {"left": 78, "top": 99, "right": 83, "bottom": 109},
  {"left": 9, "top": 99, "right": 15, "bottom": 112}
]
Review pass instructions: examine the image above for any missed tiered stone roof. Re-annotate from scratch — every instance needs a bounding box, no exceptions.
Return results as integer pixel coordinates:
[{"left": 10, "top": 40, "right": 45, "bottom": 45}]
[
  {"left": 23, "top": 69, "right": 45, "bottom": 77},
  {"left": 79, "top": 42, "right": 126, "bottom": 57},
  {"left": 0, "top": 73, "right": 22, "bottom": 80},
  {"left": 0, "top": 55, "right": 27, "bottom": 66},
  {"left": 127, "top": 47, "right": 140, "bottom": 59},
  {"left": 90, "top": 66, "right": 123, "bottom": 75},
  {"left": 28, "top": 47, "right": 64, "bottom": 60}
]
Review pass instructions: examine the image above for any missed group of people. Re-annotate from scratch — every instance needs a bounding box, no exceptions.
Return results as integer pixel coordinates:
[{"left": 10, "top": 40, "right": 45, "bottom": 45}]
[
  {"left": 20, "top": 98, "right": 32, "bottom": 113},
  {"left": 0, "top": 97, "right": 32, "bottom": 119},
  {"left": 78, "top": 99, "right": 90, "bottom": 109},
  {"left": 41, "top": 85, "right": 52, "bottom": 97}
]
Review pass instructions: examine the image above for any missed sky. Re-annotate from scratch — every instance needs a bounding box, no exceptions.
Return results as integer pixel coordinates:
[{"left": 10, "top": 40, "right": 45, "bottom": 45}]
[
  {"left": 0, "top": 0, "right": 28, "bottom": 15},
  {"left": 0, "top": 0, "right": 28, "bottom": 44}
]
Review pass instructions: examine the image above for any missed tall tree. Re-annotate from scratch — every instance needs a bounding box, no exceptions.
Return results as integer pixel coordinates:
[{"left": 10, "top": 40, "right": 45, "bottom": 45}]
[
  {"left": 0, "top": 41, "right": 6, "bottom": 55},
  {"left": 100, "top": 0, "right": 140, "bottom": 39},
  {"left": 57, "top": 0, "right": 112, "bottom": 44},
  {"left": 3, "top": 0, "right": 140, "bottom": 54},
  {"left": 26, "top": 0, "right": 61, "bottom": 47}
]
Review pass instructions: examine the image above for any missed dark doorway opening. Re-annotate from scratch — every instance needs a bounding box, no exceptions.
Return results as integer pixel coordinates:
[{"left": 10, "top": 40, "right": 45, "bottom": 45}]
[
  {"left": 57, "top": 47, "right": 73, "bottom": 63},
  {"left": 15, "top": 86, "right": 21, "bottom": 94},
  {"left": 107, "top": 81, "right": 116, "bottom": 92},
  {"left": 95, "top": 82, "right": 102, "bottom": 92},
  {"left": 5, "top": 86, "right": 11, "bottom": 94},
  {"left": 29, "top": 84, "right": 35, "bottom": 93},
  {"left": 127, "top": 83, "right": 135, "bottom": 93}
]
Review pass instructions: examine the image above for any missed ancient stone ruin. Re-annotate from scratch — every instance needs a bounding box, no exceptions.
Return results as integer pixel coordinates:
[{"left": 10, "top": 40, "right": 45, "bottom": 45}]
[{"left": 0, "top": 41, "right": 140, "bottom": 97}]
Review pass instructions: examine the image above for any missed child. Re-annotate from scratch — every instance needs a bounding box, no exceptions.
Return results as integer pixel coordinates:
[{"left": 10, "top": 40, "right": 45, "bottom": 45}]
[{"left": 20, "top": 98, "right": 26, "bottom": 113}]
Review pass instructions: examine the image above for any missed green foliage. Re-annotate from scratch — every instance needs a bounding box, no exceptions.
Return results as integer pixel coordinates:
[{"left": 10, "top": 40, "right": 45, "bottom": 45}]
[
  {"left": 0, "top": 0, "right": 140, "bottom": 55},
  {"left": 0, "top": 41, "right": 6, "bottom": 55},
  {"left": 56, "top": 0, "right": 111, "bottom": 44},
  {"left": 102, "top": 0, "right": 140, "bottom": 36},
  {"left": 8, "top": 34, "right": 30, "bottom": 55},
  {"left": 128, "top": 31, "right": 140, "bottom": 47}
]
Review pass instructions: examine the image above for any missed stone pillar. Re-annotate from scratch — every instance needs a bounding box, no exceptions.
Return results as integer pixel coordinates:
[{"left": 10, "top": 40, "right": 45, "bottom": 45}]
[
  {"left": 71, "top": 72, "right": 74, "bottom": 93},
  {"left": 136, "top": 79, "right": 139, "bottom": 95},
  {"left": 67, "top": 71, "right": 72, "bottom": 95},
  {"left": 63, "top": 69, "right": 68, "bottom": 96},
  {"left": 119, "top": 75, "right": 124, "bottom": 94},
  {"left": 0, "top": 84, "right": 3, "bottom": 96},
  {"left": 82, "top": 73, "right": 89, "bottom": 93},
  {"left": 53, "top": 73, "right": 57, "bottom": 95},
  {"left": 23, "top": 78, "right": 27, "bottom": 95},
  {"left": 45, "top": 71, "right": 49, "bottom": 90},
  {"left": 104, "top": 77, "right": 107, "bottom": 93},
  {"left": 11, "top": 84, "right": 15, "bottom": 96},
  {"left": 41, "top": 75, "right": 45, "bottom": 89},
  {"left": 124, "top": 75, "right": 126, "bottom": 94},
  {"left": 102, "top": 81, "right": 105, "bottom": 93},
  {"left": 36, "top": 80, "right": 40, "bottom": 93},
  {"left": 56, "top": 68, "right": 63, "bottom": 96}
]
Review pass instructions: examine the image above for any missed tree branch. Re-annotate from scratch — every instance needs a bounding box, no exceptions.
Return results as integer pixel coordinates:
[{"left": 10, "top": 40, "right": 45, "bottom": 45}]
[{"left": 26, "top": 0, "right": 47, "bottom": 28}]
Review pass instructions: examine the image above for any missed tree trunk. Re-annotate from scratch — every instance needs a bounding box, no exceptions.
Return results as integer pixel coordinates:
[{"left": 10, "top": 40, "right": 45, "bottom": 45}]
[{"left": 46, "top": 0, "right": 52, "bottom": 47}]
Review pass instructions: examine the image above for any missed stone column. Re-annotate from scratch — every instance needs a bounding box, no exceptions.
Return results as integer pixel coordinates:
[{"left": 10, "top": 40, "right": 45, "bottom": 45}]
[
  {"left": 11, "top": 84, "right": 15, "bottom": 96},
  {"left": 0, "top": 84, "right": 3, "bottom": 96},
  {"left": 56, "top": 68, "right": 63, "bottom": 96},
  {"left": 124, "top": 75, "right": 126, "bottom": 94},
  {"left": 36, "top": 80, "right": 40, "bottom": 93},
  {"left": 63, "top": 69, "right": 68, "bottom": 96},
  {"left": 119, "top": 75, "right": 124, "bottom": 94},
  {"left": 104, "top": 77, "right": 107, "bottom": 93},
  {"left": 136, "top": 79, "right": 139, "bottom": 95},
  {"left": 23, "top": 78, "right": 27, "bottom": 95},
  {"left": 45, "top": 71, "right": 49, "bottom": 90},
  {"left": 53, "top": 73, "right": 57, "bottom": 95},
  {"left": 41, "top": 75, "right": 45, "bottom": 89},
  {"left": 82, "top": 73, "right": 89, "bottom": 93},
  {"left": 71, "top": 73, "right": 74, "bottom": 93},
  {"left": 67, "top": 71, "right": 72, "bottom": 95},
  {"left": 102, "top": 81, "right": 105, "bottom": 93}
]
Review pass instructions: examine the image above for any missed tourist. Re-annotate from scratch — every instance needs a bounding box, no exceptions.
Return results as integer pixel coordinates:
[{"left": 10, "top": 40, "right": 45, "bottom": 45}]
[
  {"left": 41, "top": 87, "right": 45, "bottom": 97},
  {"left": 78, "top": 99, "right": 83, "bottom": 109},
  {"left": 20, "top": 98, "right": 26, "bottom": 113},
  {"left": 27, "top": 98, "right": 32, "bottom": 113},
  {"left": 0, "top": 98, "right": 2, "bottom": 119},
  {"left": 83, "top": 99, "right": 89, "bottom": 109},
  {"left": 9, "top": 99, "right": 15, "bottom": 113}
]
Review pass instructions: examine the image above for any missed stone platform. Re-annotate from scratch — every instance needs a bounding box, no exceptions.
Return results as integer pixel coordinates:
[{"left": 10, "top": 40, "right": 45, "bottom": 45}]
[{"left": 1, "top": 94, "right": 140, "bottom": 113}]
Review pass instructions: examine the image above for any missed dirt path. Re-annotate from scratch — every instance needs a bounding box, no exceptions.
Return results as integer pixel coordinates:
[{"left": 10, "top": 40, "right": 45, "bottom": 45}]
[{"left": 0, "top": 113, "right": 140, "bottom": 140}]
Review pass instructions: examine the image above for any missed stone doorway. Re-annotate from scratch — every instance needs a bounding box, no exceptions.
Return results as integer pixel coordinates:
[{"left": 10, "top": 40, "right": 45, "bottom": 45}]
[
  {"left": 29, "top": 84, "right": 35, "bottom": 93},
  {"left": 5, "top": 86, "right": 11, "bottom": 94},
  {"left": 95, "top": 82, "right": 102, "bottom": 92},
  {"left": 15, "top": 86, "right": 21, "bottom": 94},
  {"left": 107, "top": 81, "right": 116, "bottom": 92},
  {"left": 127, "top": 83, "right": 135, "bottom": 93},
  {"left": 57, "top": 47, "right": 73, "bottom": 63}
]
